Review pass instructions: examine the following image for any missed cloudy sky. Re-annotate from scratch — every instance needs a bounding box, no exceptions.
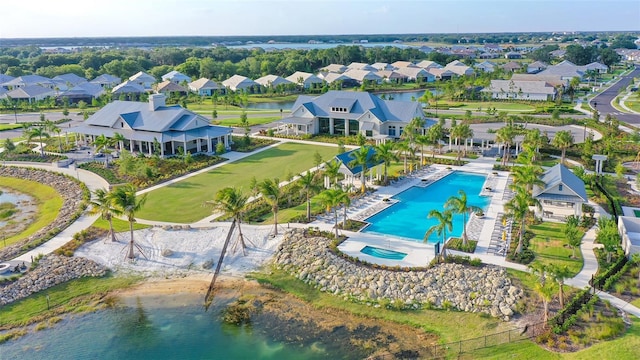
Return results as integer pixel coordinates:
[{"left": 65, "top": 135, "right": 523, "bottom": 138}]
[{"left": 1, "top": 0, "right": 638, "bottom": 38}]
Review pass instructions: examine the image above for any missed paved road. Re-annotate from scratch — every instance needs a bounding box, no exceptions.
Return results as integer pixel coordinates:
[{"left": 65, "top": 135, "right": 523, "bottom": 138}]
[{"left": 590, "top": 66, "right": 640, "bottom": 125}]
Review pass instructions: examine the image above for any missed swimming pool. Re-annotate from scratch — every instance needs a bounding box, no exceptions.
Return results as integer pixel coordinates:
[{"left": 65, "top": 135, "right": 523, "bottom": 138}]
[
  {"left": 360, "top": 245, "right": 408, "bottom": 260},
  {"left": 363, "top": 172, "right": 489, "bottom": 243}
]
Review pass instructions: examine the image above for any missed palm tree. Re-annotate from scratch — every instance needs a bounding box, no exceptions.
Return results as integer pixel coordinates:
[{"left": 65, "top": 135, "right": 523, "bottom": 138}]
[
  {"left": 24, "top": 125, "right": 49, "bottom": 156},
  {"left": 299, "top": 171, "right": 320, "bottom": 222},
  {"left": 259, "top": 178, "right": 282, "bottom": 235},
  {"left": 523, "top": 128, "right": 545, "bottom": 162},
  {"left": 211, "top": 187, "right": 249, "bottom": 255},
  {"left": 424, "top": 209, "right": 453, "bottom": 258},
  {"left": 552, "top": 130, "right": 574, "bottom": 165},
  {"left": 111, "top": 184, "right": 147, "bottom": 260},
  {"left": 450, "top": 123, "right": 463, "bottom": 160},
  {"left": 510, "top": 165, "right": 544, "bottom": 195},
  {"left": 415, "top": 134, "right": 430, "bottom": 167},
  {"left": 318, "top": 188, "right": 343, "bottom": 238},
  {"left": 93, "top": 134, "right": 114, "bottom": 167},
  {"left": 535, "top": 281, "right": 555, "bottom": 326},
  {"left": 444, "top": 190, "right": 481, "bottom": 246},
  {"left": 458, "top": 123, "right": 474, "bottom": 158},
  {"left": 496, "top": 125, "right": 515, "bottom": 166},
  {"left": 374, "top": 141, "right": 397, "bottom": 185},
  {"left": 548, "top": 264, "right": 572, "bottom": 307},
  {"left": 426, "top": 122, "right": 444, "bottom": 157},
  {"left": 89, "top": 188, "right": 121, "bottom": 242},
  {"left": 323, "top": 159, "right": 341, "bottom": 188},
  {"left": 113, "top": 132, "right": 126, "bottom": 152},
  {"left": 505, "top": 188, "right": 541, "bottom": 254},
  {"left": 348, "top": 145, "right": 372, "bottom": 194},
  {"left": 395, "top": 140, "right": 411, "bottom": 174}
]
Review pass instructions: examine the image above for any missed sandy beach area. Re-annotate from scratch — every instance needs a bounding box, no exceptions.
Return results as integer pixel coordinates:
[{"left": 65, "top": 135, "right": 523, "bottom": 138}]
[{"left": 75, "top": 223, "right": 283, "bottom": 280}]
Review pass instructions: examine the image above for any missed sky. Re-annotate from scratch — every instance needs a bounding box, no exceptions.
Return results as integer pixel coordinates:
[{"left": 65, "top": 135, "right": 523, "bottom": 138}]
[{"left": 1, "top": 0, "right": 638, "bottom": 38}]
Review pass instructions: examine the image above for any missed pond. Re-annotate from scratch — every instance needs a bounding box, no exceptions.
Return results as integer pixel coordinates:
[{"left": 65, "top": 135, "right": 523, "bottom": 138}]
[
  {"left": 0, "top": 187, "right": 34, "bottom": 228},
  {"left": 244, "top": 89, "right": 431, "bottom": 110}
]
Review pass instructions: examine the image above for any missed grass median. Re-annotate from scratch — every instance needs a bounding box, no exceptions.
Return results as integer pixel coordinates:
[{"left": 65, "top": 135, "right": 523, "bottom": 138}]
[{"left": 136, "top": 142, "right": 338, "bottom": 223}]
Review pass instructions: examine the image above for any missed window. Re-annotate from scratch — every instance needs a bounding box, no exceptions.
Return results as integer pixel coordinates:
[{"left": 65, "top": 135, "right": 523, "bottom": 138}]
[
  {"left": 389, "top": 126, "right": 396, "bottom": 136},
  {"left": 558, "top": 184, "right": 563, "bottom": 191},
  {"left": 365, "top": 130, "right": 373, "bottom": 137},
  {"left": 121, "top": 122, "right": 124, "bottom": 128}
]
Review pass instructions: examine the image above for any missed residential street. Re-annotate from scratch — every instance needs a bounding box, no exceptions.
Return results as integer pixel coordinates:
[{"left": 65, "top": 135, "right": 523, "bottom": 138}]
[{"left": 590, "top": 66, "right": 640, "bottom": 125}]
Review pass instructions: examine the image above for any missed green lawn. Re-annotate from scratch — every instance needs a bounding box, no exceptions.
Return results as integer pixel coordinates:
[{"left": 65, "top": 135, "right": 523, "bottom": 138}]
[
  {"left": 92, "top": 217, "right": 150, "bottom": 232},
  {"left": 625, "top": 98, "right": 640, "bottom": 113},
  {"left": 453, "top": 101, "right": 537, "bottom": 112},
  {"left": 0, "top": 177, "right": 63, "bottom": 248},
  {"left": 528, "top": 222, "right": 584, "bottom": 277},
  {"left": 464, "top": 317, "right": 640, "bottom": 359},
  {"left": 136, "top": 142, "right": 338, "bottom": 223},
  {"left": 0, "top": 275, "right": 140, "bottom": 328},
  {"left": 0, "top": 124, "right": 23, "bottom": 132}
]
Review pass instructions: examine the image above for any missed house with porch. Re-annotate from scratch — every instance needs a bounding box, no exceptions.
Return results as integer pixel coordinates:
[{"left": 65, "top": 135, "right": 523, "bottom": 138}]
[
  {"left": 222, "top": 75, "right": 258, "bottom": 92},
  {"left": 71, "top": 94, "right": 232, "bottom": 157},
  {"left": 533, "top": 164, "right": 587, "bottom": 219},
  {"left": 57, "top": 82, "right": 104, "bottom": 104},
  {"left": 279, "top": 90, "right": 431, "bottom": 140},
  {"left": 154, "top": 81, "right": 188, "bottom": 96},
  {"left": 255, "top": 74, "right": 293, "bottom": 88},
  {"left": 285, "top": 71, "right": 323, "bottom": 89},
  {"left": 0, "top": 85, "right": 55, "bottom": 103},
  {"left": 129, "top": 71, "right": 156, "bottom": 90},
  {"left": 90, "top": 74, "right": 121, "bottom": 88},
  {"left": 162, "top": 71, "right": 191, "bottom": 83}
]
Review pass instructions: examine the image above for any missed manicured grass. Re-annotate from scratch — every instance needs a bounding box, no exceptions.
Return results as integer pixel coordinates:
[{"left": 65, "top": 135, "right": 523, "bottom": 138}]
[
  {"left": 136, "top": 142, "right": 338, "bottom": 223},
  {"left": 448, "top": 101, "right": 537, "bottom": 112},
  {"left": 464, "top": 317, "right": 640, "bottom": 359},
  {"left": 0, "top": 124, "right": 23, "bottom": 131},
  {"left": 212, "top": 116, "right": 281, "bottom": 126},
  {"left": 250, "top": 268, "right": 510, "bottom": 343},
  {"left": 0, "top": 177, "right": 63, "bottom": 248},
  {"left": 528, "top": 222, "right": 584, "bottom": 277},
  {"left": 0, "top": 275, "right": 141, "bottom": 328},
  {"left": 92, "top": 217, "right": 150, "bottom": 232},
  {"left": 625, "top": 98, "right": 640, "bottom": 113}
]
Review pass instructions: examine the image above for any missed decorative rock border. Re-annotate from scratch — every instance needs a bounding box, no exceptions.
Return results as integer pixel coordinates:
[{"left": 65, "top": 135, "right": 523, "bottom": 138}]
[
  {"left": 0, "top": 166, "right": 89, "bottom": 261},
  {"left": 274, "top": 229, "right": 523, "bottom": 320},
  {"left": 0, "top": 254, "right": 106, "bottom": 306}
]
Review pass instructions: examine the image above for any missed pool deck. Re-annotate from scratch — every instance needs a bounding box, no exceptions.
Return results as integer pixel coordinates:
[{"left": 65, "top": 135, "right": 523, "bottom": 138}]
[{"left": 313, "top": 158, "right": 517, "bottom": 267}]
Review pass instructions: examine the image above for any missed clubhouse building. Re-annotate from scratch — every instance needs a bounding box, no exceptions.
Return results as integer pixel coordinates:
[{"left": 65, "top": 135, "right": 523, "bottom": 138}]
[
  {"left": 72, "top": 94, "right": 232, "bottom": 156},
  {"left": 280, "top": 90, "right": 431, "bottom": 140}
]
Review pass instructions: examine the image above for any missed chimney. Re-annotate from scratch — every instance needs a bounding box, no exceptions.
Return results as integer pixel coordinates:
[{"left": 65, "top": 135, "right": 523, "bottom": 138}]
[{"left": 149, "top": 93, "right": 166, "bottom": 111}]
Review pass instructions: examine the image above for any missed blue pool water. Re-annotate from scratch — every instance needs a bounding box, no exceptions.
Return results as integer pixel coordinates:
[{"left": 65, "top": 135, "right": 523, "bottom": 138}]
[
  {"left": 360, "top": 245, "right": 408, "bottom": 260},
  {"left": 363, "top": 172, "right": 489, "bottom": 243}
]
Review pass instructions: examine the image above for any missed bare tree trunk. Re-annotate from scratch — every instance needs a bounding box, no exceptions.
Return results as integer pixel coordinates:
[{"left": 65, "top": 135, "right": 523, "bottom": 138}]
[
  {"left": 108, "top": 216, "right": 116, "bottom": 242},
  {"left": 128, "top": 221, "right": 135, "bottom": 259}
]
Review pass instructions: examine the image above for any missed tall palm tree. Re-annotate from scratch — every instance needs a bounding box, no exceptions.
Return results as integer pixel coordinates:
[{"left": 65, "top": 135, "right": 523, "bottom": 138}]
[
  {"left": 323, "top": 159, "right": 341, "bottom": 188},
  {"left": 510, "top": 165, "right": 544, "bottom": 195},
  {"left": 458, "top": 123, "right": 473, "bottom": 158},
  {"left": 24, "top": 125, "right": 49, "bottom": 156},
  {"left": 113, "top": 132, "right": 126, "bottom": 152},
  {"left": 212, "top": 187, "right": 249, "bottom": 255},
  {"left": 444, "top": 190, "right": 481, "bottom": 246},
  {"left": 426, "top": 122, "right": 444, "bottom": 157},
  {"left": 374, "top": 141, "right": 397, "bottom": 185},
  {"left": 415, "top": 134, "right": 430, "bottom": 167},
  {"left": 337, "top": 188, "right": 351, "bottom": 228},
  {"left": 259, "top": 178, "right": 282, "bottom": 235},
  {"left": 496, "top": 125, "right": 515, "bottom": 166},
  {"left": 93, "top": 134, "right": 114, "bottom": 167},
  {"left": 552, "top": 130, "right": 574, "bottom": 165},
  {"left": 450, "top": 123, "right": 463, "bottom": 160},
  {"left": 395, "top": 140, "right": 411, "bottom": 174},
  {"left": 424, "top": 209, "right": 453, "bottom": 256},
  {"left": 299, "top": 171, "right": 320, "bottom": 222},
  {"left": 111, "top": 184, "right": 147, "bottom": 260},
  {"left": 504, "top": 188, "right": 540, "bottom": 254},
  {"left": 548, "top": 264, "right": 572, "bottom": 308},
  {"left": 523, "top": 128, "right": 545, "bottom": 162},
  {"left": 90, "top": 188, "right": 121, "bottom": 242},
  {"left": 348, "top": 145, "right": 372, "bottom": 194},
  {"left": 318, "top": 188, "right": 343, "bottom": 238},
  {"left": 535, "top": 281, "right": 555, "bottom": 326}
]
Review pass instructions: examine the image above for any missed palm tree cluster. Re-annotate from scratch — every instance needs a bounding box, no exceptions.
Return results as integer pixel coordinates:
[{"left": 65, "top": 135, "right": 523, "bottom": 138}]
[{"left": 90, "top": 184, "right": 147, "bottom": 260}]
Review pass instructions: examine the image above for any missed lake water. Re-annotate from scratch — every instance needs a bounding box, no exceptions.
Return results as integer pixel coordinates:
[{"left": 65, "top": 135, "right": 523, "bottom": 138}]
[
  {"left": 0, "top": 187, "right": 32, "bottom": 228},
  {"left": 245, "top": 89, "right": 429, "bottom": 110},
  {"left": 0, "top": 293, "right": 357, "bottom": 360}
]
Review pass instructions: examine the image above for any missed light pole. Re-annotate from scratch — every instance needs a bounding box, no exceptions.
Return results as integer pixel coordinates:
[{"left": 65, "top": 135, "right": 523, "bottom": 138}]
[{"left": 12, "top": 102, "right": 18, "bottom": 124}]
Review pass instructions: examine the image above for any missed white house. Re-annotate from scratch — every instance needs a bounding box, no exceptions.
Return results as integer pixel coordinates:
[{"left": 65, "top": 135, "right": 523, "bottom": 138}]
[
  {"left": 618, "top": 216, "right": 640, "bottom": 256},
  {"left": 222, "top": 75, "right": 258, "bottom": 92},
  {"left": 129, "top": 71, "right": 156, "bottom": 90},
  {"left": 90, "top": 74, "right": 121, "bottom": 88},
  {"left": 3, "top": 75, "right": 55, "bottom": 89},
  {"left": 0, "top": 85, "right": 55, "bottom": 103},
  {"left": 474, "top": 61, "right": 497, "bottom": 73},
  {"left": 482, "top": 80, "right": 557, "bottom": 101},
  {"left": 188, "top": 78, "right": 221, "bottom": 96},
  {"left": 254, "top": 74, "right": 293, "bottom": 88},
  {"left": 162, "top": 70, "right": 191, "bottom": 83},
  {"left": 285, "top": 71, "right": 323, "bottom": 89},
  {"left": 533, "top": 164, "right": 588, "bottom": 218},
  {"left": 342, "top": 69, "right": 382, "bottom": 84},
  {"left": 320, "top": 64, "right": 347, "bottom": 73},
  {"left": 395, "top": 67, "right": 435, "bottom": 82}
]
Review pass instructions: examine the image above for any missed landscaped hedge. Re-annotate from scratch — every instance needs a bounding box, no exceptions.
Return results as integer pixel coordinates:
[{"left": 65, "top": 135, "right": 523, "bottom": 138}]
[
  {"left": 54, "top": 227, "right": 108, "bottom": 257},
  {"left": 549, "top": 289, "right": 597, "bottom": 334}
]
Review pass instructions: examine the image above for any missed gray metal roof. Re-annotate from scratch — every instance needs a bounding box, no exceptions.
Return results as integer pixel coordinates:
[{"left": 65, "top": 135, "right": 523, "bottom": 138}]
[
  {"left": 483, "top": 80, "right": 556, "bottom": 95},
  {"left": 1, "top": 85, "right": 54, "bottom": 99},
  {"left": 90, "top": 74, "right": 121, "bottom": 85},
  {"left": 188, "top": 78, "right": 220, "bottom": 91},
  {"left": 52, "top": 73, "right": 87, "bottom": 85},
  {"left": 222, "top": 75, "right": 257, "bottom": 90},
  {"left": 112, "top": 81, "right": 146, "bottom": 94},
  {"left": 533, "top": 164, "right": 588, "bottom": 202},
  {"left": 254, "top": 74, "right": 292, "bottom": 87},
  {"left": 59, "top": 82, "right": 104, "bottom": 98},
  {"left": 4, "top": 75, "right": 54, "bottom": 87},
  {"left": 287, "top": 90, "right": 423, "bottom": 124}
]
